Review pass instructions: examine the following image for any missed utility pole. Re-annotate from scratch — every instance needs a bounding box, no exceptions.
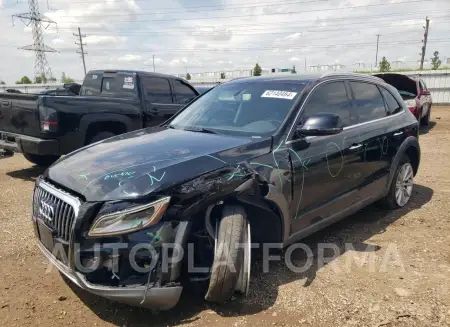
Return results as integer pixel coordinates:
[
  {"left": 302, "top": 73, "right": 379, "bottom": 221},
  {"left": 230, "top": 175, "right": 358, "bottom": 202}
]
[
  {"left": 152, "top": 55, "right": 155, "bottom": 72},
  {"left": 74, "top": 27, "right": 87, "bottom": 76},
  {"left": 420, "top": 16, "right": 430, "bottom": 70},
  {"left": 304, "top": 57, "right": 307, "bottom": 72},
  {"left": 375, "top": 34, "right": 380, "bottom": 67},
  {"left": 12, "top": 0, "right": 58, "bottom": 83}
]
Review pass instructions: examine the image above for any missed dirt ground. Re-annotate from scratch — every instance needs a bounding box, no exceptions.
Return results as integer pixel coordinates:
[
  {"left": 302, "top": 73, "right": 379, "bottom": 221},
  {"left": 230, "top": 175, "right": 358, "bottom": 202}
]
[{"left": 1, "top": 107, "right": 449, "bottom": 327}]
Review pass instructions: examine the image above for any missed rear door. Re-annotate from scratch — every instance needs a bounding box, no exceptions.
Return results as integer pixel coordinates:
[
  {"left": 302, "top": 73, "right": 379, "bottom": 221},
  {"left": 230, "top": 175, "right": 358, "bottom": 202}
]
[
  {"left": 140, "top": 75, "right": 183, "bottom": 127},
  {"left": 347, "top": 81, "right": 391, "bottom": 198},
  {"left": 172, "top": 79, "right": 199, "bottom": 106}
]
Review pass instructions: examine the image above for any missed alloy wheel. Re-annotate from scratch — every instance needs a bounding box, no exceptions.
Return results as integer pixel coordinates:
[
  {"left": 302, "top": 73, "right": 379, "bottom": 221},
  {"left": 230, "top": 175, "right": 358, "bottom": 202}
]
[{"left": 395, "top": 163, "right": 414, "bottom": 207}]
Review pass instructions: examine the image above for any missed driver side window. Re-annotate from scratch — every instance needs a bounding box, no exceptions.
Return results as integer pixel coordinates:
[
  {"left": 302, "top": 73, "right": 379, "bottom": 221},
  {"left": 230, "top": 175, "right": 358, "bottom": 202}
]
[{"left": 301, "top": 81, "right": 352, "bottom": 127}]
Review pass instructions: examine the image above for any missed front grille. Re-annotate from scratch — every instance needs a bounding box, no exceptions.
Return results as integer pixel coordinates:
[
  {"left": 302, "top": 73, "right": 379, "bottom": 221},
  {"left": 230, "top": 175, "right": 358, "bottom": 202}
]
[{"left": 33, "top": 185, "right": 76, "bottom": 242}]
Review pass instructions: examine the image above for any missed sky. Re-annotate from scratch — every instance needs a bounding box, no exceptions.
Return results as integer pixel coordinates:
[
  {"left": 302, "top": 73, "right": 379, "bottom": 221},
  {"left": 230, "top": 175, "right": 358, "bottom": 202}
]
[{"left": 0, "top": 0, "right": 450, "bottom": 83}]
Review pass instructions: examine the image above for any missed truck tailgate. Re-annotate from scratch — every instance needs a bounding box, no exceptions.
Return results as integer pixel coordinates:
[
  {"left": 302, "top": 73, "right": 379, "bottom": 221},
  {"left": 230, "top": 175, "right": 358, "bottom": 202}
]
[{"left": 0, "top": 93, "right": 42, "bottom": 137}]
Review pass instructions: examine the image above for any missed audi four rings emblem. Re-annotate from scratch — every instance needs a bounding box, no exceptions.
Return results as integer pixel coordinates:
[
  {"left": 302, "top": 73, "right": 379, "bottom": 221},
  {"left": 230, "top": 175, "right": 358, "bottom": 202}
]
[{"left": 39, "top": 200, "right": 55, "bottom": 221}]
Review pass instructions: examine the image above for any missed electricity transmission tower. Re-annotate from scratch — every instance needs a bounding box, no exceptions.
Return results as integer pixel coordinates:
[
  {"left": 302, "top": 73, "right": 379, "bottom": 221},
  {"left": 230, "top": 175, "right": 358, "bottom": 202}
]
[{"left": 12, "top": 0, "right": 58, "bottom": 83}]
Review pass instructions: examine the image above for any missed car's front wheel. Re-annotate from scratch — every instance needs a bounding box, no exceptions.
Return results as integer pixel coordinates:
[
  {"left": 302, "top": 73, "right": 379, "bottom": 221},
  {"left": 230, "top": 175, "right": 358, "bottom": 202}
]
[
  {"left": 205, "top": 205, "right": 248, "bottom": 303},
  {"left": 379, "top": 156, "right": 414, "bottom": 209}
]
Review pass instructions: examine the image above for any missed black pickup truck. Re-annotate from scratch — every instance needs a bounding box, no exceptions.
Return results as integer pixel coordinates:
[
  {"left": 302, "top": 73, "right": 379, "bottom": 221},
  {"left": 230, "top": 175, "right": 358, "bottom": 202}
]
[{"left": 0, "top": 70, "right": 200, "bottom": 166}]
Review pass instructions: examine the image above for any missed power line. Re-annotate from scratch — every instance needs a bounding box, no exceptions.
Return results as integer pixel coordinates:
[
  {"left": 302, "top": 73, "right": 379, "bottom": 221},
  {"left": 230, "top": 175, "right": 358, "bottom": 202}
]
[
  {"left": 74, "top": 27, "right": 87, "bottom": 76},
  {"left": 12, "top": 0, "right": 58, "bottom": 81},
  {"left": 48, "top": 0, "right": 434, "bottom": 21},
  {"left": 51, "top": 9, "right": 449, "bottom": 33}
]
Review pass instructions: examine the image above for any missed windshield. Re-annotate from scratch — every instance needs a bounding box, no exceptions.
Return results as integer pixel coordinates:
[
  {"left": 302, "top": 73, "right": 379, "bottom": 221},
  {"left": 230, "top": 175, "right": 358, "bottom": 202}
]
[{"left": 169, "top": 80, "right": 306, "bottom": 137}]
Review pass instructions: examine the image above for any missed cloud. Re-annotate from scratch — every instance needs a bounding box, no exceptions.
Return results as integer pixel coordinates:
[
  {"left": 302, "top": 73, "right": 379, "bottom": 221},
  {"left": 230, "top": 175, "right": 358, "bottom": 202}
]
[
  {"left": 0, "top": 0, "right": 450, "bottom": 83},
  {"left": 118, "top": 54, "right": 142, "bottom": 62},
  {"left": 85, "top": 35, "right": 127, "bottom": 45}
]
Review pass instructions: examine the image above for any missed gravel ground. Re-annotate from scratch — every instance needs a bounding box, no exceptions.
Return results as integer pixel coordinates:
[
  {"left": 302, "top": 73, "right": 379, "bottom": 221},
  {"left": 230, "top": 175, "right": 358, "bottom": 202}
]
[{"left": 1, "top": 107, "right": 449, "bottom": 327}]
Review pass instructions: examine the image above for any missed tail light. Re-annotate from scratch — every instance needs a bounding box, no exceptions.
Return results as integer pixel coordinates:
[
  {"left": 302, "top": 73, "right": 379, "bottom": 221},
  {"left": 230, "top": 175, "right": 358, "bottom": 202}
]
[
  {"left": 38, "top": 105, "right": 58, "bottom": 132},
  {"left": 404, "top": 99, "right": 417, "bottom": 113}
]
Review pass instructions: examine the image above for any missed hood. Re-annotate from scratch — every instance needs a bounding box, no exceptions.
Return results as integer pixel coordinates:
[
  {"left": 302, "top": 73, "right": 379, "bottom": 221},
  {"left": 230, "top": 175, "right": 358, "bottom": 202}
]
[
  {"left": 45, "top": 127, "right": 271, "bottom": 202},
  {"left": 373, "top": 73, "right": 417, "bottom": 97}
]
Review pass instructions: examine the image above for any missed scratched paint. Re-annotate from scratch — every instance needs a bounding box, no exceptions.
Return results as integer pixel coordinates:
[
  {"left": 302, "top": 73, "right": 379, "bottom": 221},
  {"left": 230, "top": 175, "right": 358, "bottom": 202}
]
[{"left": 104, "top": 171, "right": 136, "bottom": 180}]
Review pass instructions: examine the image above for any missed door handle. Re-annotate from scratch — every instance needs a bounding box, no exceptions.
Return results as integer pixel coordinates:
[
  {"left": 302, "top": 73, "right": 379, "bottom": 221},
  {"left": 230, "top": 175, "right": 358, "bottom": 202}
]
[
  {"left": 349, "top": 143, "right": 363, "bottom": 150},
  {"left": 393, "top": 131, "right": 403, "bottom": 137},
  {"left": 1, "top": 101, "right": 11, "bottom": 108}
]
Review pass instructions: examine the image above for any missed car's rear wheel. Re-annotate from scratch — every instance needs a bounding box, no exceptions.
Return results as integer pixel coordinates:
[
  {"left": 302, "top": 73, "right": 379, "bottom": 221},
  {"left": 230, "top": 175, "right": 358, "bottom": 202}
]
[
  {"left": 379, "top": 156, "right": 414, "bottom": 209},
  {"left": 22, "top": 153, "right": 60, "bottom": 167},
  {"left": 421, "top": 106, "right": 431, "bottom": 126},
  {"left": 205, "top": 205, "right": 247, "bottom": 303}
]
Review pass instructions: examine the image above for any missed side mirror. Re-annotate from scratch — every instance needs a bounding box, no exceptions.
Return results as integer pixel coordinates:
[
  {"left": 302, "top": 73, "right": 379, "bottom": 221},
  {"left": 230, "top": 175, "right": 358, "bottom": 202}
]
[{"left": 297, "top": 112, "right": 344, "bottom": 137}]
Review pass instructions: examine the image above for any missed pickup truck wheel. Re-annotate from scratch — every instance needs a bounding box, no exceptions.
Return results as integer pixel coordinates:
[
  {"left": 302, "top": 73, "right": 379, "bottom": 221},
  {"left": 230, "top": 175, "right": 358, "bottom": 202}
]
[
  {"left": 378, "top": 156, "right": 414, "bottom": 209},
  {"left": 205, "top": 205, "right": 247, "bottom": 303},
  {"left": 421, "top": 107, "right": 431, "bottom": 126},
  {"left": 22, "top": 153, "right": 60, "bottom": 167},
  {"left": 88, "top": 131, "right": 116, "bottom": 144}
]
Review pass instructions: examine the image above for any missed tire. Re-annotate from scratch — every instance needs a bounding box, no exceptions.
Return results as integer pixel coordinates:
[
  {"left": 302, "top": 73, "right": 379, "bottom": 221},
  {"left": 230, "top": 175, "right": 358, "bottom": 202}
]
[
  {"left": 378, "top": 156, "right": 414, "bottom": 209},
  {"left": 421, "top": 106, "right": 431, "bottom": 126},
  {"left": 23, "top": 153, "right": 60, "bottom": 167},
  {"left": 205, "top": 205, "right": 247, "bottom": 303},
  {"left": 87, "top": 131, "right": 116, "bottom": 145}
]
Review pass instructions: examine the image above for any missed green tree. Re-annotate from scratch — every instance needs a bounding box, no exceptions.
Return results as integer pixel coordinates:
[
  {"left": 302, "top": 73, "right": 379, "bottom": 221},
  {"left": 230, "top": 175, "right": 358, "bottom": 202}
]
[
  {"left": 253, "top": 63, "right": 262, "bottom": 76},
  {"left": 291, "top": 65, "right": 297, "bottom": 74},
  {"left": 220, "top": 72, "right": 226, "bottom": 79},
  {"left": 186, "top": 73, "right": 191, "bottom": 80},
  {"left": 0, "top": 80, "right": 5, "bottom": 85},
  {"left": 64, "top": 77, "right": 75, "bottom": 84},
  {"left": 35, "top": 74, "right": 47, "bottom": 84},
  {"left": 431, "top": 51, "right": 442, "bottom": 70},
  {"left": 48, "top": 76, "right": 57, "bottom": 82},
  {"left": 379, "top": 57, "right": 391, "bottom": 72},
  {"left": 15, "top": 76, "right": 32, "bottom": 84}
]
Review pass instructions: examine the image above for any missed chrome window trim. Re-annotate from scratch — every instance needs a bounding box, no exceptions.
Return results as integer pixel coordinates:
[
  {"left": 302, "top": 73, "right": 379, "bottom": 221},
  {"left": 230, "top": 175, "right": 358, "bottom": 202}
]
[{"left": 285, "top": 77, "right": 405, "bottom": 145}]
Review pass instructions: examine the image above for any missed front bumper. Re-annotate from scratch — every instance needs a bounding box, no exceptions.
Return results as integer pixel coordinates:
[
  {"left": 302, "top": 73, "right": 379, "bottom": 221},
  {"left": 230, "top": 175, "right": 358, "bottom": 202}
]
[
  {"left": 34, "top": 237, "right": 183, "bottom": 310},
  {"left": 0, "top": 131, "right": 59, "bottom": 155}
]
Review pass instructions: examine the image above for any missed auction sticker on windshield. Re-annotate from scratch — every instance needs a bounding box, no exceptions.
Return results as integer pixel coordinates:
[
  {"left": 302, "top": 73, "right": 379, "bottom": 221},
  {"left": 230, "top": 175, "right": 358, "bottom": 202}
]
[{"left": 261, "top": 90, "right": 297, "bottom": 100}]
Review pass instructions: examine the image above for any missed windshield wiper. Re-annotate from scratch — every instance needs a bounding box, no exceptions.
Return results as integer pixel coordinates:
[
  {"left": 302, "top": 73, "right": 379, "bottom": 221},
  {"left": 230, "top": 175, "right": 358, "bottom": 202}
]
[{"left": 182, "top": 126, "right": 220, "bottom": 135}]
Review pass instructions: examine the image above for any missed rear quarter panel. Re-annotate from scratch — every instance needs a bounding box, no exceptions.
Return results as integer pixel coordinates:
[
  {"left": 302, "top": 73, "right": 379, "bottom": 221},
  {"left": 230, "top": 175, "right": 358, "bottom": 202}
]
[{"left": 41, "top": 95, "right": 143, "bottom": 153}]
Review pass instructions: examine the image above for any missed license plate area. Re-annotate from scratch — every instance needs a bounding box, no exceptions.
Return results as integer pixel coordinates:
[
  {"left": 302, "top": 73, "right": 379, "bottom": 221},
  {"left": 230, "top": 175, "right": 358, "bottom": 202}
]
[{"left": 37, "top": 220, "right": 55, "bottom": 252}]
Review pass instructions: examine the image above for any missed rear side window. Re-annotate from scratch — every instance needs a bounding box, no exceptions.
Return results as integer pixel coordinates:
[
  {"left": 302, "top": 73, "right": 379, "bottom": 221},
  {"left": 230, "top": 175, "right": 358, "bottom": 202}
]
[
  {"left": 379, "top": 87, "right": 402, "bottom": 114},
  {"left": 350, "top": 82, "right": 387, "bottom": 123},
  {"left": 302, "top": 81, "right": 352, "bottom": 126},
  {"left": 173, "top": 80, "right": 198, "bottom": 104},
  {"left": 141, "top": 76, "right": 173, "bottom": 104},
  {"left": 81, "top": 73, "right": 102, "bottom": 95}
]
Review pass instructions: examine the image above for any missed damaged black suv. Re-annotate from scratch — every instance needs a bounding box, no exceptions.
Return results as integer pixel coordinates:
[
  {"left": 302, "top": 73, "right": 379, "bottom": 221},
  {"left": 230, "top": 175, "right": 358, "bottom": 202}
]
[{"left": 32, "top": 73, "right": 420, "bottom": 310}]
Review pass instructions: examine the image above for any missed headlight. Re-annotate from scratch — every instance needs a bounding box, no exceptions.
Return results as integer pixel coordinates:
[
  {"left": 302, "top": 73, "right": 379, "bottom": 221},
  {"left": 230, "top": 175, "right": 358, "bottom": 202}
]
[
  {"left": 88, "top": 197, "right": 170, "bottom": 237},
  {"left": 404, "top": 99, "right": 416, "bottom": 107}
]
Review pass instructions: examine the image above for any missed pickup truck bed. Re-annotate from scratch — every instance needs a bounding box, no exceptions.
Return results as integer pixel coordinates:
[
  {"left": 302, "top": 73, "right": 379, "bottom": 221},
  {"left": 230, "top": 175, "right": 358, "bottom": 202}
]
[{"left": 0, "top": 70, "right": 200, "bottom": 166}]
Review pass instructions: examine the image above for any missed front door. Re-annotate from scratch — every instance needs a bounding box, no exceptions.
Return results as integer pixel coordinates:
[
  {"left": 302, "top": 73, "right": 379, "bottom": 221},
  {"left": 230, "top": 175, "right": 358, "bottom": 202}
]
[
  {"left": 140, "top": 76, "right": 183, "bottom": 127},
  {"left": 288, "top": 81, "right": 361, "bottom": 234}
]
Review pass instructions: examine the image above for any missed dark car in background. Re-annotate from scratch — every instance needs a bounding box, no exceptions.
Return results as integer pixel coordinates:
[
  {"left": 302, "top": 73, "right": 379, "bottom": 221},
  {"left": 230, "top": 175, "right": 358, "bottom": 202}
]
[
  {"left": 0, "top": 70, "right": 200, "bottom": 166},
  {"left": 32, "top": 73, "right": 420, "bottom": 310},
  {"left": 374, "top": 73, "right": 432, "bottom": 125}
]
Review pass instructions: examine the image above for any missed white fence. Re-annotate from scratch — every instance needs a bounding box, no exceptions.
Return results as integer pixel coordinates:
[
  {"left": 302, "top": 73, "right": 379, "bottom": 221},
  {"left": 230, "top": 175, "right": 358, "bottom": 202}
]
[{"left": 2, "top": 70, "right": 450, "bottom": 104}]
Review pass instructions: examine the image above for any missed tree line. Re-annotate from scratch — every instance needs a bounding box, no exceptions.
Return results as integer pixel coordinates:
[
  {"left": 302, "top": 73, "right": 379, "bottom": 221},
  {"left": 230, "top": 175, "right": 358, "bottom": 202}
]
[{"left": 12, "top": 72, "right": 75, "bottom": 85}]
